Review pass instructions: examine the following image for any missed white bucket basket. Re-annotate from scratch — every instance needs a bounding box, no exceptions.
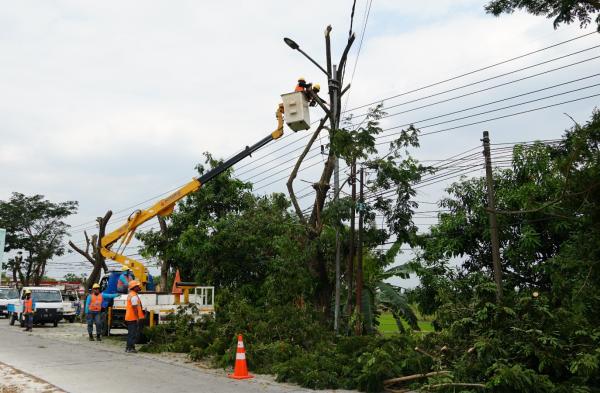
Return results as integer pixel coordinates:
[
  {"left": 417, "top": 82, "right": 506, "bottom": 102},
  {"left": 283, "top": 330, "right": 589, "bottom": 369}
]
[{"left": 281, "top": 91, "right": 311, "bottom": 131}]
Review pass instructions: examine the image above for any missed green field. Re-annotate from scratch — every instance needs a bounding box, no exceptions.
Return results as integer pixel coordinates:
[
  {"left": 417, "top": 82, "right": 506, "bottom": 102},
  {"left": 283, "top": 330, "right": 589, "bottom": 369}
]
[{"left": 377, "top": 312, "right": 434, "bottom": 334}]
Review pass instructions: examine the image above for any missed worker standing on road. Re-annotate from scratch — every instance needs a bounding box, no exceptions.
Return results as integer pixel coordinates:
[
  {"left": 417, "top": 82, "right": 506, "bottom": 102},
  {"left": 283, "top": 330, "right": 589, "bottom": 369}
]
[
  {"left": 125, "top": 280, "right": 144, "bottom": 353},
  {"left": 84, "top": 283, "right": 119, "bottom": 341},
  {"left": 117, "top": 267, "right": 135, "bottom": 294},
  {"left": 22, "top": 290, "right": 34, "bottom": 332}
]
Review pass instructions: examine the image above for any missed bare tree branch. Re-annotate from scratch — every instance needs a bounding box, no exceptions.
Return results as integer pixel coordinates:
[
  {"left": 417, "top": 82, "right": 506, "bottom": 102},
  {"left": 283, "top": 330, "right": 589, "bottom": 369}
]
[
  {"left": 68, "top": 240, "right": 95, "bottom": 264},
  {"left": 287, "top": 116, "right": 329, "bottom": 226},
  {"left": 157, "top": 215, "right": 170, "bottom": 291}
]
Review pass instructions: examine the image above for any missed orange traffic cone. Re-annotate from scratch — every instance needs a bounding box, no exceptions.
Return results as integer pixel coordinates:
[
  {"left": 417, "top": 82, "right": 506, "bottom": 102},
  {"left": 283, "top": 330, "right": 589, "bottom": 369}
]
[{"left": 228, "top": 334, "right": 253, "bottom": 380}]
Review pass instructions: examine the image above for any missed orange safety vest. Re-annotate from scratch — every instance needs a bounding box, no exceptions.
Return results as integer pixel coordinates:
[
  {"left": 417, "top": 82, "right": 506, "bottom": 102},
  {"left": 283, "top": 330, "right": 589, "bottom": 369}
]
[
  {"left": 89, "top": 293, "right": 103, "bottom": 312},
  {"left": 295, "top": 85, "right": 305, "bottom": 92},
  {"left": 24, "top": 298, "right": 33, "bottom": 314},
  {"left": 125, "top": 291, "right": 144, "bottom": 322}
]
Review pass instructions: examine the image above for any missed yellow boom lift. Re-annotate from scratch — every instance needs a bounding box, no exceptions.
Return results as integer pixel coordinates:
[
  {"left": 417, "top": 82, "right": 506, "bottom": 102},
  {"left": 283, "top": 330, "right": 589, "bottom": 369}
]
[{"left": 99, "top": 90, "right": 311, "bottom": 290}]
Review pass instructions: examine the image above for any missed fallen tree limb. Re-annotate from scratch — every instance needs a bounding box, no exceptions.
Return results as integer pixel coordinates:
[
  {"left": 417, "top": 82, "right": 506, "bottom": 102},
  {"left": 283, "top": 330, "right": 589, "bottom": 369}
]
[
  {"left": 383, "top": 371, "right": 450, "bottom": 386},
  {"left": 425, "top": 382, "right": 486, "bottom": 390}
]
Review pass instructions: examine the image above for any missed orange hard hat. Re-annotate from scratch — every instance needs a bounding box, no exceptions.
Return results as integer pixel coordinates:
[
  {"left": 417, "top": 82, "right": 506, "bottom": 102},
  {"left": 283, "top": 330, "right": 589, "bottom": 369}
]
[{"left": 128, "top": 280, "right": 141, "bottom": 290}]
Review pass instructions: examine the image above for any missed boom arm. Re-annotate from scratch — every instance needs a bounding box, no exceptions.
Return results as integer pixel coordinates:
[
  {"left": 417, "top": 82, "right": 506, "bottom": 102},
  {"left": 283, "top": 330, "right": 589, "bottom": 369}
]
[{"left": 100, "top": 105, "right": 285, "bottom": 286}]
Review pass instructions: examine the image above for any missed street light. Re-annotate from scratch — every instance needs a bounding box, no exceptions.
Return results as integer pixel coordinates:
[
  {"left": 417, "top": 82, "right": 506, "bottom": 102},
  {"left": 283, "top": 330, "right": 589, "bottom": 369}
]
[
  {"left": 283, "top": 37, "right": 328, "bottom": 76},
  {"left": 283, "top": 37, "right": 299, "bottom": 50}
]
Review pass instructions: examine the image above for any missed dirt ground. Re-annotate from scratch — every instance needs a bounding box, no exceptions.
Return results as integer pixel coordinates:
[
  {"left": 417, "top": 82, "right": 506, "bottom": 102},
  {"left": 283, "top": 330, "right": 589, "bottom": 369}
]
[{"left": 0, "top": 362, "right": 64, "bottom": 393}]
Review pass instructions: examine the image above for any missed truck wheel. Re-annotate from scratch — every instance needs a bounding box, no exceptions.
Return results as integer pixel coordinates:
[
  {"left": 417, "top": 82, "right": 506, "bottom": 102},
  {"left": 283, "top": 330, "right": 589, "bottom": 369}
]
[
  {"left": 53, "top": 320, "right": 58, "bottom": 327},
  {"left": 67, "top": 317, "right": 75, "bottom": 323},
  {"left": 9, "top": 313, "right": 16, "bottom": 326}
]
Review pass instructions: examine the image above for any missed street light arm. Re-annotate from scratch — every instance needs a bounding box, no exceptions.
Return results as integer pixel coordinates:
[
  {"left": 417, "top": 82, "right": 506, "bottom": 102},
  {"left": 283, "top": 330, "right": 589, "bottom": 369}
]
[{"left": 297, "top": 47, "right": 328, "bottom": 76}]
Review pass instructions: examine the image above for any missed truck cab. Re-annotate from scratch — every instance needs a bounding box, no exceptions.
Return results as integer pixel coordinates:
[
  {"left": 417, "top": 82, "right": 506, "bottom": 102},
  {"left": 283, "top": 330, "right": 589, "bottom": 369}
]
[
  {"left": 8, "top": 287, "right": 64, "bottom": 327},
  {"left": 0, "top": 287, "right": 19, "bottom": 318}
]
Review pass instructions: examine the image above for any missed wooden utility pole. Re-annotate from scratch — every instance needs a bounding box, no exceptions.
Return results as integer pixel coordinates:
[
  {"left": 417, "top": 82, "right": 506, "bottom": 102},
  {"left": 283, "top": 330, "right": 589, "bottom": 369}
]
[
  {"left": 482, "top": 131, "right": 503, "bottom": 302},
  {"left": 355, "top": 167, "right": 364, "bottom": 335},
  {"left": 345, "top": 160, "right": 357, "bottom": 315}
]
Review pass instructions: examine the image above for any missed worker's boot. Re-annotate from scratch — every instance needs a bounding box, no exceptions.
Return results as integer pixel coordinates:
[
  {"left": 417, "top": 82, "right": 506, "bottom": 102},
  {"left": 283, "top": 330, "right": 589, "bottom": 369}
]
[
  {"left": 89, "top": 334, "right": 95, "bottom": 341},
  {"left": 96, "top": 334, "right": 102, "bottom": 341}
]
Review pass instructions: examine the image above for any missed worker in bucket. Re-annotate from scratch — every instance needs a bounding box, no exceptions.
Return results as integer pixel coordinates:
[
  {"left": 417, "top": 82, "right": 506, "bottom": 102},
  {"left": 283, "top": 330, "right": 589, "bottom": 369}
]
[
  {"left": 117, "top": 266, "right": 135, "bottom": 294},
  {"left": 125, "top": 280, "right": 145, "bottom": 353},
  {"left": 294, "top": 76, "right": 308, "bottom": 92},
  {"left": 22, "top": 289, "right": 34, "bottom": 332},
  {"left": 84, "top": 283, "right": 119, "bottom": 341}
]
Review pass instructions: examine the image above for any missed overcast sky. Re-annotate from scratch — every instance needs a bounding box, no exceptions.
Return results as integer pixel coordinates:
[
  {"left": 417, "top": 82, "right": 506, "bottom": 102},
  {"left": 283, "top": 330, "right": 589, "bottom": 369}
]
[{"left": 1, "top": 1, "right": 598, "bottom": 281}]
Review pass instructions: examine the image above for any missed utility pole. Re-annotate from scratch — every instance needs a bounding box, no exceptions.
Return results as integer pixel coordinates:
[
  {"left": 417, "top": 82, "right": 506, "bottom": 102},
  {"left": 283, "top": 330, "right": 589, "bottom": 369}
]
[
  {"left": 345, "top": 160, "right": 356, "bottom": 316},
  {"left": 333, "top": 156, "right": 341, "bottom": 332},
  {"left": 482, "top": 131, "right": 503, "bottom": 302},
  {"left": 355, "top": 167, "right": 364, "bottom": 335}
]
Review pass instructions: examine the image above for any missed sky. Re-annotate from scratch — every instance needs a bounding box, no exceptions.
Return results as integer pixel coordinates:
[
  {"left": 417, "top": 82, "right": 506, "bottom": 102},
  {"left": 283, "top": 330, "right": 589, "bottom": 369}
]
[{"left": 0, "top": 1, "right": 599, "bottom": 282}]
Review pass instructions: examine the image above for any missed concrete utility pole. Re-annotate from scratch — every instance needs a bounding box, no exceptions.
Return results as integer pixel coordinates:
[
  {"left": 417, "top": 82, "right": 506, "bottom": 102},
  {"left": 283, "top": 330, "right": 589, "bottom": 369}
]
[
  {"left": 332, "top": 64, "right": 342, "bottom": 333},
  {"left": 345, "top": 161, "right": 357, "bottom": 316},
  {"left": 482, "top": 131, "right": 503, "bottom": 302},
  {"left": 0, "top": 228, "right": 5, "bottom": 285},
  {"left": 333, "top": 145, "right": 341, "bottom": 331},
  {"left": 355, "top": 167, "right": 364, "bottom": 335}
]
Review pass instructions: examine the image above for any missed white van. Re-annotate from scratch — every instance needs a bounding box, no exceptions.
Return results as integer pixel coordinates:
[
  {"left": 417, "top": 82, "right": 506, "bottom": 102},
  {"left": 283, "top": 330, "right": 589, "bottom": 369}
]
[
  {"left": 0, "top": 287, "right": 19, "bottom": 318},
  {"left": 8, "top": 287, "right": 64, "bottom": 327}
]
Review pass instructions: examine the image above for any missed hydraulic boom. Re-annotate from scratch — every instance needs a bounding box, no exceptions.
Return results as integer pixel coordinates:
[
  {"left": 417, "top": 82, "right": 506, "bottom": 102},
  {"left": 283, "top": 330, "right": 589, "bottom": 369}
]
[{"left": 100, "top": 104, "right": 285, "bottom": 287}]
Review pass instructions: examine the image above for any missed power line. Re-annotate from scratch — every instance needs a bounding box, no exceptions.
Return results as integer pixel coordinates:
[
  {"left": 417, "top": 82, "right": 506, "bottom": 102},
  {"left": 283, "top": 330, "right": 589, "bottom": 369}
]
[
  {"left": 63, "top": 34, "right": 598, "bottom": 235},
  {"left": 343, "top": 31, "right": 598, "bottom": 113}
]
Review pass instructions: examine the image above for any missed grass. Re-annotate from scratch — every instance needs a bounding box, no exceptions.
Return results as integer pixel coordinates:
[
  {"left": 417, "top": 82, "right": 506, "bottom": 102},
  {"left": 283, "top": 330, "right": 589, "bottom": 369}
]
[{"left": 377, "top": 311, "right": 434, "bottom": 335}]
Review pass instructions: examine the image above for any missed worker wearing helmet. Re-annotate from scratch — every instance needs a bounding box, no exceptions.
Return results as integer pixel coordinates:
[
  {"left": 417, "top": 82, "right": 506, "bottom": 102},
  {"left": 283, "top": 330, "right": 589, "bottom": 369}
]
[
  {"left": 294, "top": 76, "right": 308, "bottom": 92},
  {"left": 84, "top": 283, "right": 119, "bottom": 341},
  {"left": 117, "top": 266, "right": 135, "bottom": 294},
  {"left": 309, "top": 83, "right": 322, "bottom": 107},
  {"left": 22, "top": 289, "right": 34, "bottom": 332},
  {"left": 125, "top": 280, "right": 144, "bottom": 353}
]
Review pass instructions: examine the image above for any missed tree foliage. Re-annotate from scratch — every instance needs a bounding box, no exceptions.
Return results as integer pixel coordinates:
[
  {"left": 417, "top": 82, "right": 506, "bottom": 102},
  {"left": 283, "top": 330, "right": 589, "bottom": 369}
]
[
  {"left": 411, "top": 110, "right": 600, "bottom": 391},
  {"left": 485, "top": 0, "right": 600, "bottom": 31},
  {"left": 0, "top": 192, "right": 78, "bottom": 286}
]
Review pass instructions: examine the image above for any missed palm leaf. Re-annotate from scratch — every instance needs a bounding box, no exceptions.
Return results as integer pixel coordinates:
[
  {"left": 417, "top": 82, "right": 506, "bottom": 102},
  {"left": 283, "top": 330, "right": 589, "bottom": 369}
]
[
  {"left": 377, "top": 281, "right": 419, "bottom": 331},
  {"left": 381, "top": 263, "right": 412, "bottom": 280},
  {"left": 361, "top": 287, "right": 376, "bottom": 334}
]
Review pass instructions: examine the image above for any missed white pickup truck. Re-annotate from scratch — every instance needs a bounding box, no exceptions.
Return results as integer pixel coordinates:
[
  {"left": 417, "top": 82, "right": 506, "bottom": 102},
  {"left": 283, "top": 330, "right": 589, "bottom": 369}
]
[
  {"left": 8, "top": 287, "right": 65, "bottom": 327},
  {"left": 0, "top": 287, "right": 19, "bottom": 318}
]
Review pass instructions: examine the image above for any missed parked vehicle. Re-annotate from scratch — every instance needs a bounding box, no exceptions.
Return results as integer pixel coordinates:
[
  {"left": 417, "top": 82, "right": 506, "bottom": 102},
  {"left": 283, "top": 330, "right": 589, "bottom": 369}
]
[
  {"left": 8, "top": 287, "right": 64, "bottom": 327},
  {"left": 99, "top": 270, "right": 214, "bottom": 336},
  {"left": 61, "top": 290, "right": 80, "bottom": 323},
  {"left": 0, "top": 286, "right": 19, "bottom": 318}
]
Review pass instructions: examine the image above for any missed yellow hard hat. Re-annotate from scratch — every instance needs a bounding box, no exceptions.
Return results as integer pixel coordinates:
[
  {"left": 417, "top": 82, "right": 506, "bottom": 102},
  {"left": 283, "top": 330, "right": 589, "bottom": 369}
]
[
  {"left": 313, "top": 83, "right": 321, "bottom": 92},
  {"left": 92, "top": 283, "right": 100, "bottom": 289},
  {"left": 24, "top": 289, "right": 31, "bottom": 295},
  {"left": 298, "top": 76, "right": 305, "bottom": 82},
  {"left": 122, "top": 266, "right": 130, "bottom": 271},
  {"left": 128, "top": 280, "right": 141, "bottom": 290}
]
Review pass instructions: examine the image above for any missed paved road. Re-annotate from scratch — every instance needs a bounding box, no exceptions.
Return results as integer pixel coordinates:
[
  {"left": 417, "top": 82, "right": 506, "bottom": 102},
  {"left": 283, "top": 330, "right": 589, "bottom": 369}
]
[{"left": 0, "top": 323, "right": 342, "bottom": 393}]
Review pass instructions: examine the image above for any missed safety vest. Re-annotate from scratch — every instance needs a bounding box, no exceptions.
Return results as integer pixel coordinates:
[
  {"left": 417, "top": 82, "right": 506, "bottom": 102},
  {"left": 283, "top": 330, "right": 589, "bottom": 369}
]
[
  {"left": 24, "top": 298, "right": 33, "bottom": 314},
  {"left": 295, "top": 85, "right": 305, "bottom": 92},
  {"left": 89, "top": 293, "right": 103, "bottom": 312},
  {"left": 125, "top": 291, "right": 144, "bottom": 322},
  {"left": 117, "top": 274, "right": 133, "bottom": 292}
]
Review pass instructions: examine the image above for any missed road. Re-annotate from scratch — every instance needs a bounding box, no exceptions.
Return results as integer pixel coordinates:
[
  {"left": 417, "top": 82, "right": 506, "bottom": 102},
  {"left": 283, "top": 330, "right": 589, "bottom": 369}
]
[{"left": 0, "top": 322, "right": 345, "bottom": 393}]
